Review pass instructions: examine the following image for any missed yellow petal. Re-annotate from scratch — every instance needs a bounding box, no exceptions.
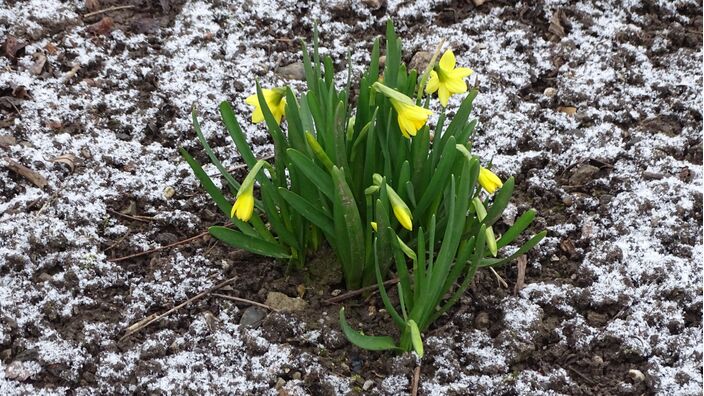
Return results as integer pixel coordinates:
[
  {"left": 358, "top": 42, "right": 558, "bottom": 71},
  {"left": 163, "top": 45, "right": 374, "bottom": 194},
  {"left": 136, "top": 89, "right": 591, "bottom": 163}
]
[
  {"left": 439, "top": 49, "right": 456, "bottom": 71},
  {"left": 451, "top": 67, "right": 473, "bottom": 79},
  {"left": 444, "top": 77, "right": 468, "bottom": 94},
  {"left": 233, "top": 193, "right": 254, "bottom": 221},
  {"left": 438, "top": 85, "right": 450, "bottom": 107},
  {"left": 478, "top": 167, "right": 503, "bottom": 194},
  {"left": 370, "top": 222, "right": 378, "bottom": 232},
  {"left": 425, "top": 71, "right": 440, "bottom": 94},
  {"left": 392, "top": 205, "right": 413, "bottom": 231},
  {"left": 251, "top": 107, "right": 264, "bottom": 123}
]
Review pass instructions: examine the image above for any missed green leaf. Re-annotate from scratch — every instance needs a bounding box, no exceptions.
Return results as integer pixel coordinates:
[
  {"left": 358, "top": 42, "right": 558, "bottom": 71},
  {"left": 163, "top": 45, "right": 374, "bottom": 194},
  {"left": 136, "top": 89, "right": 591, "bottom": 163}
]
[
  {"left": 339, "top": 308, "right": 399, "bottom": 351},
  {"left": 278, "top": 187, "right": 334, "bottom": 239},
  {"left": 332, "top": 166, "right": 365, "bottom": 289},
  {"left": 497, "top": 209, "right": 537, "bottom": 249},
  {"left": 179, "top": 148, "right": 230, "bottom": 218},
  {"left": 415, "top": 136, "right": 457, "bottom": 220},
  {"left": 480, "top": 231, "right": 547, "bottom": 268},
  {"left": 286, "top": 148, "right": 334, "bottom": 201},
  {"left": 219, "top": 101, "right": 256, "bottom": 167},
  {"left": 191, "top": 109, "right": 240, "bottom": 194},
  {"left": 408, "top": 320, "right": 424, "bottom": 358},
  {"left": 483, "top": 177, "right": 515, "bottom": 227},
  {"left": 209, "top": 226, "right": 290, "bottom": 259}
]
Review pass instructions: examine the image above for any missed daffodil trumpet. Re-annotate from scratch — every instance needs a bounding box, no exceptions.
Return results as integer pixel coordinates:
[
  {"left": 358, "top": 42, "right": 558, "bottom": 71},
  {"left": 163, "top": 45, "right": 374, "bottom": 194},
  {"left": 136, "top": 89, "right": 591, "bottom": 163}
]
[
  {"left": 372, "top": 82, "right": 433, "bottom": 139},
  {"left": 245, "top": 87, "right": 287, "bottom": 125},
  {"left": 425, "top": 49, "right": 473, "bottom": 107},
  {"left": 478, "top": 166, "right": 503, "bottom": 194},
  {"left": 231, "top": 160, "right": 268, "bottom": 222}
]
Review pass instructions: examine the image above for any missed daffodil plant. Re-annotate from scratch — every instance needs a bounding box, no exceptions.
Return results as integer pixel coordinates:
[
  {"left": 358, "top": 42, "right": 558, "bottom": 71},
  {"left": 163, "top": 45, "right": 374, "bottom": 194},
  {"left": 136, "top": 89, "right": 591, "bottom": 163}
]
[{"left": 182, "top": 20, "right": 545, "bottom": 355}]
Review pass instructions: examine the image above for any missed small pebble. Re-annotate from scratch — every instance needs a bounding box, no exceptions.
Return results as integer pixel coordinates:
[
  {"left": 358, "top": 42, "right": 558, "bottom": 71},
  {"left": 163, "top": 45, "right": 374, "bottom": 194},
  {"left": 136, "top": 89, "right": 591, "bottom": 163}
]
[
  {"left": 543, "top": 87, "right": 557, "bottom": 97},
  {"left": 474, "top": 312, "right": 490, "bottom": 329},
  {"left": 362, "top": 379, "right": 374, "bottom": 391},
  {"left": 163, "top": 186, "right": 176, "bottom": 199},
  {"left": 628, "top": 369, "right": 645, "bottom": 382}
]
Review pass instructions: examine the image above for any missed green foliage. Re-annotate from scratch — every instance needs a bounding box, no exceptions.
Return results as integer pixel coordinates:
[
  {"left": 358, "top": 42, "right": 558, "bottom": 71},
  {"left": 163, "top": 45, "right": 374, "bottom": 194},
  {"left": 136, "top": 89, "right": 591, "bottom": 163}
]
[{"left": 181, "top": 20, "right": 546, "bottom": 357}]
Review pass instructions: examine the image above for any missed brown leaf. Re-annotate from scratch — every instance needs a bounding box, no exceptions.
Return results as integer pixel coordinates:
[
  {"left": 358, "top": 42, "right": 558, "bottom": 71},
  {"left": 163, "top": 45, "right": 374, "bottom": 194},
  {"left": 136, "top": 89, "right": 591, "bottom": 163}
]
[
  {"left": 548, "top": 10, "right": 566, "bottom": 38},
  {"left": 45, "top": 43, "right": 58, "bottom": 54},
  {"left": 513, "top": 255, "right": 527, "bottom": 295},
  {"left": 85, "top": 0, "right": 100, "bottom": 12},
  {"left": 557, "top": 106, "right": 577, "bottom": 115},
  {"left": 87, "top": 17, "right": 114, "bottom": 35},
  {"left": 12, "top": 86, "right": 31, "bottom": 100},
  {"left": 2, "top": 35, "right": 25, "bottom": 61},
  {"left": 3, "top": 157, "right": 48, "bottom": 188},
  {"left": 49, "top": 153, "right": 80, "bottom": 172},
  {"left": 30, "top": 52, "right": 46, "bottom": 75}
]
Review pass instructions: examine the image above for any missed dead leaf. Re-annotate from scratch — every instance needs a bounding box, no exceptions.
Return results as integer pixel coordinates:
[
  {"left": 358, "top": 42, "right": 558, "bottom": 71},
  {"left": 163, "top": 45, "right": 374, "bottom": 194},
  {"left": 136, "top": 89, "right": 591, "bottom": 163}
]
[
  {"left": 548, "top": 10, "right": 566, "bottom": 38},
  {"left": 0, "top": 135, "right": 16, "bottom": 148},
  {"left": 45, "top": 43, "right": 58, "bottom": 54},
  {"left": 514, "top": 255, "right": 527, "bottom": 295},
  {"left": 557, "top": 106, "right": 577, "bottom": 115},
  {"left": 46, "top": 120, "right": 63, "bottom": 130},
  {"left": 30, "top": 52, "right": 46, "bottom": 75},
  {"left": 49, "top": 153, "right": 79, "bottom": 172},
  {"left": 2, "top": 35, "right": 25, "bottom": 61},
  {"left": 85, "top": 0, "right": 100, "bottom": 12},
  {"left": 3, "top": 157, "right": 48, "bottom": 188},
  {"left": 560, "top": 238, "right": 577, "bottom": 256},
  {"left": 12, "top": 86, "right": 31, "bottom": 100},
  {"left": 87, "top": 17, "right": 114, "bottom": 35}
]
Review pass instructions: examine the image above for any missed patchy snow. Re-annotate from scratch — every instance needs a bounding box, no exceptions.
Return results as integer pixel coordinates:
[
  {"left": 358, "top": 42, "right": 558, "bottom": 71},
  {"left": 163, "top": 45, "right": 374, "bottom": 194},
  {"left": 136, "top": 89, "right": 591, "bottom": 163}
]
[{"left": 0, "top": 0, "right": 701, "bottom": 394}]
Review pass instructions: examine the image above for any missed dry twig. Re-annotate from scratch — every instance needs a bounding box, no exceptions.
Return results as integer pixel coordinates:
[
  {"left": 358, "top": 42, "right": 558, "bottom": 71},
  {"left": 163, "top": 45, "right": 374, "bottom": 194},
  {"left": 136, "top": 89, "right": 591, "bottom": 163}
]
[
  {"left": 411, "top": 365, "right": 421, "bottom": 396},
  {"left": 83, "top": 5, "right": 135, "bottom": 18},
  {"left": 119, "top": 277, "right": 238, "bottom": 342},
  {"left": 324, "top": 278, "right": 399, "bottom": 304},
  {"left": 108, "top": 230, "right": 209, "bottom": 262},
  {"left": 211, "top": 293, "right": 277, "bottom": 311}
]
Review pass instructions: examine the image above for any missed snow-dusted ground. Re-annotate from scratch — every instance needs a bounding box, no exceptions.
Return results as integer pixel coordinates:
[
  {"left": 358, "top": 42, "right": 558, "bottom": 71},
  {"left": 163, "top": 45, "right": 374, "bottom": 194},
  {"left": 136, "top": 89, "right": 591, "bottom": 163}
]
[{"left": 0, "top": 0, "right": 701, "bottom": 394}]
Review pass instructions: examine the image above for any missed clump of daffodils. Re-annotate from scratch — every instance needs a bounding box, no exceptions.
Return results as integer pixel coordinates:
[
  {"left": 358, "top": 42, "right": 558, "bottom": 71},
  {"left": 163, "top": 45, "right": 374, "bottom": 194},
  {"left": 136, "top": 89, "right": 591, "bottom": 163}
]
[{"left": 182, "top": 20, "right": 545, "bottom": 358}]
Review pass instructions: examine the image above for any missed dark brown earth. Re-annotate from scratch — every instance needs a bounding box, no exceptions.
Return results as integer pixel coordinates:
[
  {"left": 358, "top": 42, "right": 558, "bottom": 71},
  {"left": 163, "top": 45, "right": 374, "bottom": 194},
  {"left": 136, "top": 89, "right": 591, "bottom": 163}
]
[{"left": 1, "top": 0, "right": 701, "bottom": 394}]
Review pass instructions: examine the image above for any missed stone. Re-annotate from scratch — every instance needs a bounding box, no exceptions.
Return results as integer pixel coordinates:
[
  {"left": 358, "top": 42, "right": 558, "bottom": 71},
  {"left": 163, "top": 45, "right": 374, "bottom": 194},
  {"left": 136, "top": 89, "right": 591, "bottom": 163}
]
[
  {"left": 265, "top": 291, "right": 308, "bottom": 312},
  {"left": 276, "top": 62, "right": 305, "bottom": 81},
  {"left": 239, "top": 306, "right": 267, "bottom": 327},
  {"left": 409, "top": 51, "right": 432, "bottom": 72},
  {"left": 569, "top": 164, "right": 599, "bottom": 186}
]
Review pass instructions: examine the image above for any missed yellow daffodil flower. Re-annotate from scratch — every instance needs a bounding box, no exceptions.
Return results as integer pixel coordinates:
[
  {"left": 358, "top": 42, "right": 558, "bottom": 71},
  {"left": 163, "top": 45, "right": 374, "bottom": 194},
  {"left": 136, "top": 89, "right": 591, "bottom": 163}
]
[
  {"left": 231, "top": 188, "right": 254, "bottom": 221},
  {"left": 425, "top": 49, "right": 473, "bottom": 107},
  {"left": 478, "top": 167, "right": 503, "bottom": 194},
  {"left": 231, "top": 160, "right": 267, "bottom": 222},
  {"left": 245, "top": 87, "right": 287, "bottom": 124},
  {"left": 373, "top": 82, "right": 433, "bottom": 139}
]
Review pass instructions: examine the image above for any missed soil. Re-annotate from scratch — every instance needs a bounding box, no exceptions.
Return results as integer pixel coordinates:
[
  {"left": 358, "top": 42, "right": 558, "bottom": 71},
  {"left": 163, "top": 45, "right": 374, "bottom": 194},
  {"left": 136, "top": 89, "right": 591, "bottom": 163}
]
[{"left": 0, "top": 0, "right": 701, "bottom": 395}]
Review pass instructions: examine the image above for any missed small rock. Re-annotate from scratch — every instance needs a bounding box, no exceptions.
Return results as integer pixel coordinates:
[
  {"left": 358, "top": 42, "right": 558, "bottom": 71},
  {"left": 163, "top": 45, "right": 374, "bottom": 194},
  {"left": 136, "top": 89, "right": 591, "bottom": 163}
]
[
  {"left": 628, "top": 369, "right": 645, "bottom": 382},
  {"left": 642, "top": 171, "right": 664, "bottom": 180},
  {"left": 562, "top": 195, "right": 574, "bottom": 206},
  {"left": 543, "top": 87, "right": 557, "bottom": 97},
  {"left": 361, "top": 0, "right": 385, "bottom": 10},
  {"left": 0, "top": 135, "right": 17, "bottom": 148},
  {"left": 592, "top": 355, "right": 604, "bottom": 365},
  {"left": 162, "top": 186, "right": 176, "bottom": 199},
  {"left": 409, "top": 51, "right": 432, "bottom": 72},
  {"left": 362, "top": 379, "right": 374, "bottom": 391},
  {"left": 5, "top": 361, "right": 32, "bottom": 381},
  {"left": 330, "top": 289, "right": 342, "bottom": 297},
  {"left": 240, "top": 306, "right": 267, "bottom": 327},
  {"left": 275, "top": 377, "right": 286, "bottom": 389},
  {"left": 292, "top": 371, "right": 302, "bottom": 380},
  {"left": 569, "top": 164, "right": 599, "bottom": 186},
  {"left": 37, "top": 272, "right": 52, "bottom": 283},
  {"left": 276, "top": 62, "right": 305, "bottom": 81},
  {"left": 265, "top": 291, "right": 308, "bottom": 312},
  {"left": 378, "top": 55, "right": 386, "bottom": 68},
  {"left": 203, "top": 311, "right": 219, "bottom": 331},
  {"left": 474, "top": 312, "right": 490, "bottom": 329}
]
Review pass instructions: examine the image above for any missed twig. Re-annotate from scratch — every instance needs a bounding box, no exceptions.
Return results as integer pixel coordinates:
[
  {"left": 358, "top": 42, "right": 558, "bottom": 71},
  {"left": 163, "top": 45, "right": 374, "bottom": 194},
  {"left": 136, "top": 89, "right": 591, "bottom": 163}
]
[
  {"left": 324, "top": 278, "right": 399, "bottom": 304},
  {"left": 84, "top": 5, "right": 135, "bottom": 18},
  {"left": 108, "top": 230, "right": 209, "bottom": 262},
  {"left": 411, "top": 364, "right": 421, "bottom": 396},
  {"left": 119, "top": 277, "right": 238, "bottom": 342},
  {"left": 211, "top": 293, "right": 277, "bottom": 311},
  {"left": 107, "top": 208, "right": 154, "bottom": 223},
  {"left": 513, "top": 255, "right": 527, "bottom": 296},
  {"left": 490, "top": 267, "right": 508, "bottom": 288}
]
